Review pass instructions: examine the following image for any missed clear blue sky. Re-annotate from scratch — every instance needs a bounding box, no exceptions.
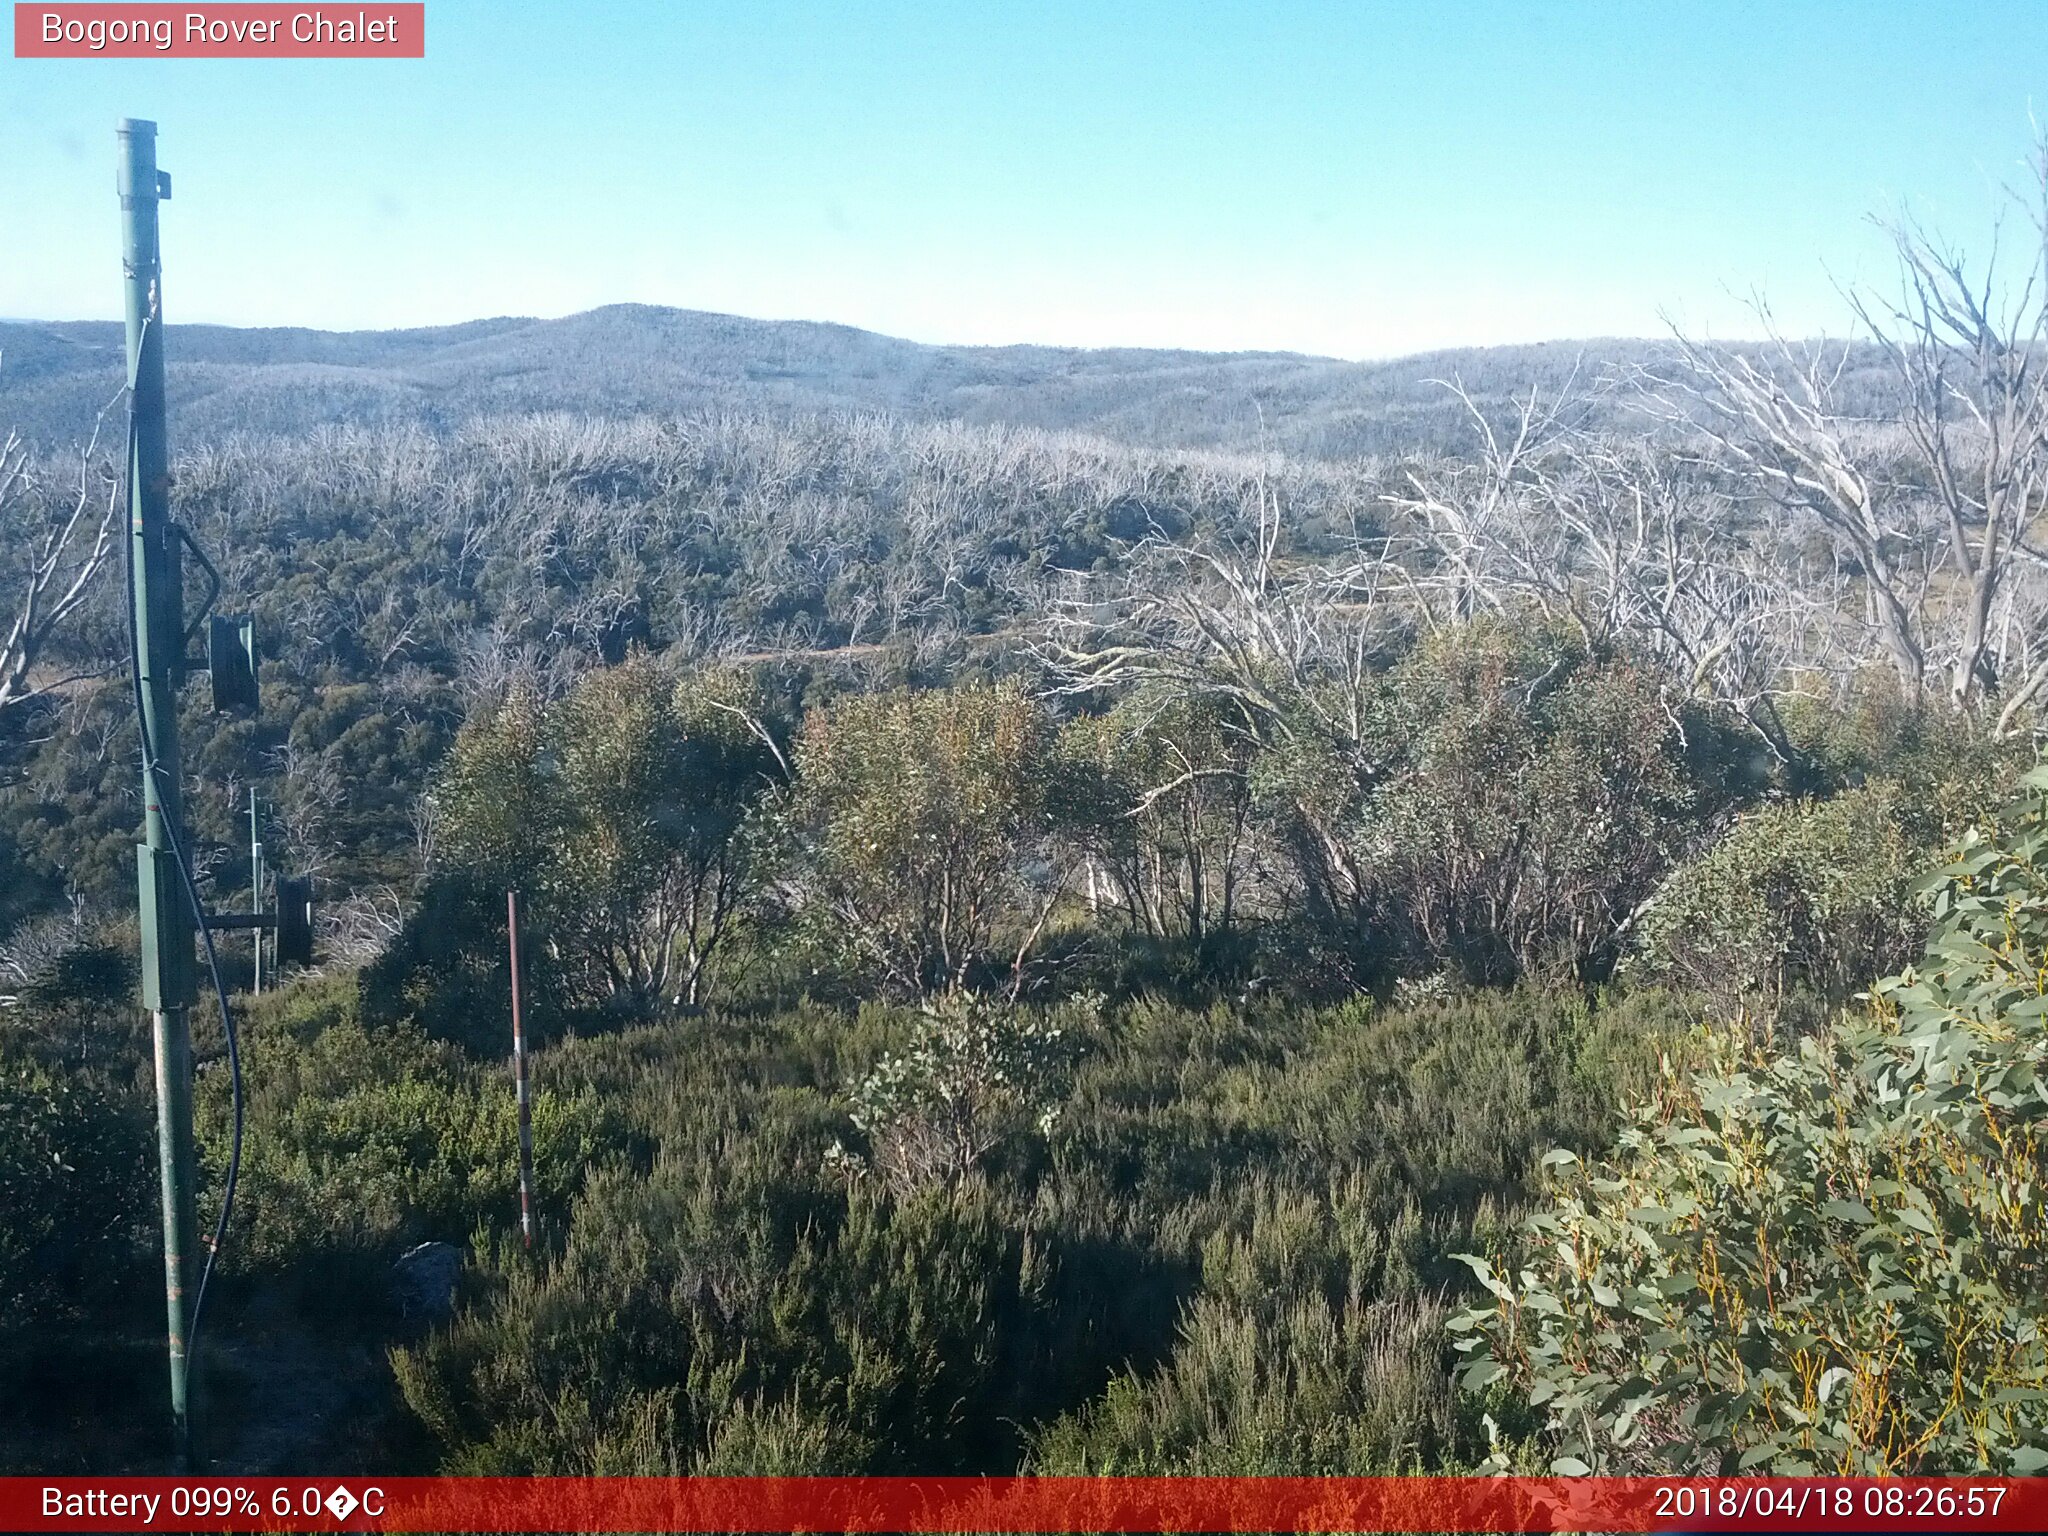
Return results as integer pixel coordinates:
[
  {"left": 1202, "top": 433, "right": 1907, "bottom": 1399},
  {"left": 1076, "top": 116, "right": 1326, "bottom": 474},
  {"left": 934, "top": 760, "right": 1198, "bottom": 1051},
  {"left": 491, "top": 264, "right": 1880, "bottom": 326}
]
[{"left": 3, "top": 1, "right": 2043, "bottom": 357}]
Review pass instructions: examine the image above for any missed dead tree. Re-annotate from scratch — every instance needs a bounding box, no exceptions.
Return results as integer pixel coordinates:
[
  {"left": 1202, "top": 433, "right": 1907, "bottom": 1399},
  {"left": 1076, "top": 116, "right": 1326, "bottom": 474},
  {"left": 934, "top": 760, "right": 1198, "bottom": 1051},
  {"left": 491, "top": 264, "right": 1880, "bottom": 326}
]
[
  {"left": 1645, "top": 323, "right": 1933, "bottom": 704},
  {"left": 1039, "top": 477, "right": 1407, "bottom": 926},
  {"left": 1651, "top": 141, "right": 2048, "bottom": 732},
  {"left": 1850, "top": 166, "right": 2048, "bottom": 722},
  {"left": 0, "top": 413, "right": 121, "bottom": 717},
  {"left": 1393, "top": 383, "right": 1829, "bottom": 763}
]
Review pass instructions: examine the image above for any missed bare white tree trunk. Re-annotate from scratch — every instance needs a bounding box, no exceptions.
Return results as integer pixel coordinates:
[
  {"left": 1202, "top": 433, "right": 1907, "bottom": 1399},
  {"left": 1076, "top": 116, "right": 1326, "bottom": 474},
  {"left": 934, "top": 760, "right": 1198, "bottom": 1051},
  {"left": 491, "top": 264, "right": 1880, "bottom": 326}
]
[{"left": 0, "top": 410, "right": 122, "bottom": 717}]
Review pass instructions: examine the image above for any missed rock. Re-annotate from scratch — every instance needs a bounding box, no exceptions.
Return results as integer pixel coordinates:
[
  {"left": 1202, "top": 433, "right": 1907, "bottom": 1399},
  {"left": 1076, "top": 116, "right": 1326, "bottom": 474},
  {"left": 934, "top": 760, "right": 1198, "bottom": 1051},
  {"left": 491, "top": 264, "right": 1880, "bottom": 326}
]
[{"left": 389, "top": 1241, "right": 460, "bottom": 1324}]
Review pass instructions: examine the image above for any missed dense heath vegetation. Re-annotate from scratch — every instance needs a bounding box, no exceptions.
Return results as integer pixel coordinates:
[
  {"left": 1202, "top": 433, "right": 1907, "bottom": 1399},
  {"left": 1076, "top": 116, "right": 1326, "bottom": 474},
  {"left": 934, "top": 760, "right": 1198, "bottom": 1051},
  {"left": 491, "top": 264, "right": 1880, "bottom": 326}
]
[{"left": 5, "top": 179, "right": 2048, "bottom": 1478}]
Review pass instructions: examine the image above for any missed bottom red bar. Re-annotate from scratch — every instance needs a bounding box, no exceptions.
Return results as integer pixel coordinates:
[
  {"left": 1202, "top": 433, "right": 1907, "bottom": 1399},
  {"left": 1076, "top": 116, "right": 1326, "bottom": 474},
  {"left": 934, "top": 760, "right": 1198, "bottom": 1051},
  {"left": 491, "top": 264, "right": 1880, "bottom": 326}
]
[{"left": 3, "top": 1475, "right": 2039, "bottom": 1533}]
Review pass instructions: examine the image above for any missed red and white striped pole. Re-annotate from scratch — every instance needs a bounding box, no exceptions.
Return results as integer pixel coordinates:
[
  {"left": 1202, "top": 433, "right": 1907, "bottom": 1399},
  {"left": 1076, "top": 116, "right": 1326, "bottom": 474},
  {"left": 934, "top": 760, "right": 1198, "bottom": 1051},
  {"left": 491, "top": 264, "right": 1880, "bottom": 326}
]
[{"left": 506, "top": 889, "right": 535, "bottom": 1250}]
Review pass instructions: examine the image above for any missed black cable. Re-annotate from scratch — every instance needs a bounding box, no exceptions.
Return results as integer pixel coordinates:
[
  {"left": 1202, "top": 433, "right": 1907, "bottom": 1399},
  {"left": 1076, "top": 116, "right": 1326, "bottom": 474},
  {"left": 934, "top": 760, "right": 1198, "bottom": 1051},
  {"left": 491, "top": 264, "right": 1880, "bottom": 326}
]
[{"left": 120, "top": 369, "right": 244, "bottom": 1354}]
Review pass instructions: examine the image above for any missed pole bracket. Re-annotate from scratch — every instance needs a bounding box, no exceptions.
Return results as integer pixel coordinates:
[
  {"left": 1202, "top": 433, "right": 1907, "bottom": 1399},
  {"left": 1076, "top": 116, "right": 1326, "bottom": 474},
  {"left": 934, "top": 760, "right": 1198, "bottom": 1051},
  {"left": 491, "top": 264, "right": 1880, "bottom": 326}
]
[
  {"left": 171, "top": 523, "right": 221, "bottom": 649},
  {"left": 203, "top": 877, "right": 313, "bottom": 964},
  {"left": 201, "top": 912, "right": 272, "bottom": 932}
]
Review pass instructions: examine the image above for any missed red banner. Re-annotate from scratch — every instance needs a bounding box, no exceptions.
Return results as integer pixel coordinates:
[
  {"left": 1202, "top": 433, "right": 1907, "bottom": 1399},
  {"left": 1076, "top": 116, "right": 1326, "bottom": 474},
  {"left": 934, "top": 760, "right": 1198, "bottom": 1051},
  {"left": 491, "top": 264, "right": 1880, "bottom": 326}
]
[
  {"left": 1, "top": 1475, "right": 2042, "bottom": 1533},
  {"left": 13, "top": 4, "right": 423, "bottom": 57}
]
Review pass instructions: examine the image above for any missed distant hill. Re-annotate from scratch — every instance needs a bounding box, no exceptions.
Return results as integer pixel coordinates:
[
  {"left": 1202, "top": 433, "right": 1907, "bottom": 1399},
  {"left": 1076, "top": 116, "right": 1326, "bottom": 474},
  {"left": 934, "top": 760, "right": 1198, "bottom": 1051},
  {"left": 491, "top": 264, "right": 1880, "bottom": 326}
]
[{"left": 0, "top": 304, "right": 1887, "bottom": 459}]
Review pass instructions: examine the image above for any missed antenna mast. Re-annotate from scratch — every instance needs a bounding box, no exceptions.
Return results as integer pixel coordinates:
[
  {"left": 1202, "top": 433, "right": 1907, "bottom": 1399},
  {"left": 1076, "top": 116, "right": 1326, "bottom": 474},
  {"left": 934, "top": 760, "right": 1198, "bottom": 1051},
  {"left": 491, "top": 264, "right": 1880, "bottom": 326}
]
[{"left": 118, "top": 115, "right": 202, "bottom": 1471}]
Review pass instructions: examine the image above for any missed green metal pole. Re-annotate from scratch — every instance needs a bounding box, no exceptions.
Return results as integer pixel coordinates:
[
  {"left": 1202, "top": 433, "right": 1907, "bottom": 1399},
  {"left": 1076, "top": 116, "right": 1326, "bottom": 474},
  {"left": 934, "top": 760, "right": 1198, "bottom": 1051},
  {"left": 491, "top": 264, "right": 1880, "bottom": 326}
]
[
  {"left": 119, "top": 117, "right": 201, "bottom": 1473},
  {"left": 250, "top": 787, "right": 263, "bottom": 996}
]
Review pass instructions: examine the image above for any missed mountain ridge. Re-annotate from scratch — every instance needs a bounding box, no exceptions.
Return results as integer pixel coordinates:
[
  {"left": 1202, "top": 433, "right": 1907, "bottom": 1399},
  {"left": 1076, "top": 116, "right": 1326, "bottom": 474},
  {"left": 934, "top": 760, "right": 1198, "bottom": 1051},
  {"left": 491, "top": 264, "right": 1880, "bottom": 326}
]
[{"left": 0, "top": 302, "right": 1797, "bottom": 458}]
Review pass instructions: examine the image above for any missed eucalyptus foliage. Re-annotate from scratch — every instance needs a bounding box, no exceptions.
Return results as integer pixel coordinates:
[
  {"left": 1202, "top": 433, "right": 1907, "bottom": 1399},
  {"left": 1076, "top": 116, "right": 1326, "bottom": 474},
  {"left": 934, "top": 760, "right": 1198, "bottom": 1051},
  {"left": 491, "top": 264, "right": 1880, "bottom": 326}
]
[
  {"left": 1451, "top": 770, "right": 2048, "bottom": 1474},
  {"left": 773, "top": 683, "right": 1082, "bottom": 996},
  {"left": 431, "top": 655, "right": 779, "bottom": 1017},
  {"left": 831, "top": 991, "right": 1085, "bottom": 1195},
  {"left": 1632, "top": 783, "right": 1925, "bottom": 1014}
]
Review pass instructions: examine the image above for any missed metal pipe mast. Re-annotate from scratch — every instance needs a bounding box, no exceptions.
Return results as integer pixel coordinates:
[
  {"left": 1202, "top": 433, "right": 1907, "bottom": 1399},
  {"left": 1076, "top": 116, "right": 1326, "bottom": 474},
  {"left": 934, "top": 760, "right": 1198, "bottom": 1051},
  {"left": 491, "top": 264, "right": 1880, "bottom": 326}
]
[
  {"left": 119, "top": 117, "right": 201, "bottom": 1472},
  {"left": 250, "top": 788, "right": 265, "bottom": 995}
]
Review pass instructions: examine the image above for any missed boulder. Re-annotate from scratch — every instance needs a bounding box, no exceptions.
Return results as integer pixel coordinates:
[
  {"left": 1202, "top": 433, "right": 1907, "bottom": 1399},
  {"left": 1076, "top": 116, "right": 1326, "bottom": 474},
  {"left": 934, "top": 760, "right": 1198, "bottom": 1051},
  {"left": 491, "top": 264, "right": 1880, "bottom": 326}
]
[{"left": 389, "top": 1241, "right": 460, "bottom": 1324}]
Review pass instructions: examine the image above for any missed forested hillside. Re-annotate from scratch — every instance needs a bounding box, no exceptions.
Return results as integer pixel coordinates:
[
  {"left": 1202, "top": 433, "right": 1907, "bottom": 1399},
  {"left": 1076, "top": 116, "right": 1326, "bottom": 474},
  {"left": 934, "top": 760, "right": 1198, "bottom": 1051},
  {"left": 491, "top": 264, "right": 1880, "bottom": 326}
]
[
  {"left": 0, "top": 305, "right": 1899, "bottom": 459},
  {"left": 3, "top": 185, "right": 2047, "bottom": 1480}
]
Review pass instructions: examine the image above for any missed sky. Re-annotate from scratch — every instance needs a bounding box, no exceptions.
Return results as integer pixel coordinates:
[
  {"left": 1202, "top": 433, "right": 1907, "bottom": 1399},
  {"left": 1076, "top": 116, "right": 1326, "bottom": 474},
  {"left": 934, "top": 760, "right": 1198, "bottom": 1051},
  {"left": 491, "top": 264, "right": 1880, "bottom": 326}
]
[{"left": 2, "top": 1, "right": 2045, "bottom": 358}]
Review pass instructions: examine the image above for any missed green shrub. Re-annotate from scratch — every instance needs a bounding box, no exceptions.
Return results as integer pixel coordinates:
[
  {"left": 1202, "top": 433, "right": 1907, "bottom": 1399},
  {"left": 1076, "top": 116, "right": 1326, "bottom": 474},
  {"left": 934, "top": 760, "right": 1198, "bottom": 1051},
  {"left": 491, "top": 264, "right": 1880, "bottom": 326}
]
[
  {"left": 771, "top": 682, "right": 1085, "bottom": 996},
  {"left": 1632, "top": 784, "right": 1925, "bottom": 1014},
  {"left": 1031, "top": 1291, "right": 1458, "bottom": 1474},
  {"left": 1450, "top": 771, "right": 2048, "bottom": 1475},
  {"left": 0, "top": 1044, "right": 153, "bottom": 1350},
  {"left": 1266, "top": 617, "right": 1737, "bottom": 984},
  {"left": 382, "top": 978, "right": 1678, "bottom": 1478},
  {"left": 833, "top": 992, "right": 1084, "bottom": 1195},
  {"left": 394, "top": 1162, "right": 1056, "bottom": 1474},
  {"left": 196, "top": 995, "right": 622, "bottom": 1308},
  {"left": 407, "top": 656, "right": 778, "bottom": 1039},
  {"left": 1781, "top": 674, "right": 2026, "bottom": 841},
  {"left": 1059, "top": 694, "right": 1261, "bottom": 952}
]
